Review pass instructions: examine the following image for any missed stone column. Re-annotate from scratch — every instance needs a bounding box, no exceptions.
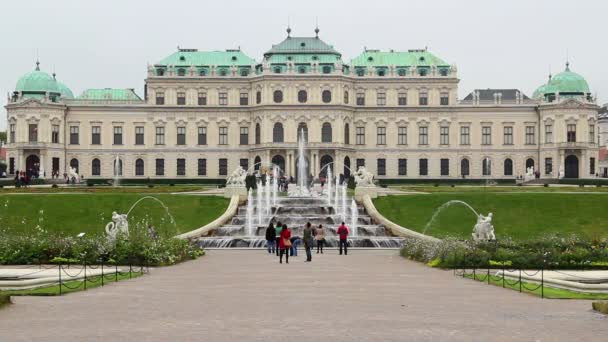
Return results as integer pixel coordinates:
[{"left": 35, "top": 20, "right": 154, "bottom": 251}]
[{"left": 39, "top": 152, "right": 45, "bottom": 179}]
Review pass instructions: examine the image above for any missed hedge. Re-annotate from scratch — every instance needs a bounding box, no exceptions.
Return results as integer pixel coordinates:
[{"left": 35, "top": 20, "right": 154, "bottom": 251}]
[
  {"left": 377, "top": 178, "right": 517, "bottom": 185},
  {"left": 558, "top": 179, "right": 608, "bottom": 186},
  {"left": 85, "top": 178, "right": 226, "bottom": 186}
]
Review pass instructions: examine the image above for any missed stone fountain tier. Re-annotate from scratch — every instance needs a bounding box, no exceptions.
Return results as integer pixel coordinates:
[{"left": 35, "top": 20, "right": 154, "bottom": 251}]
[{"left": 197, "top": 236, "right": 405, "bottom": 249}]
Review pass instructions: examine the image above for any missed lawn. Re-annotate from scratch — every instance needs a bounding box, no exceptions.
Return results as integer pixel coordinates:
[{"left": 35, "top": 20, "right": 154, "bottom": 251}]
[
  {"left": 0, "top": 193, "right": 229, "bottom": 237},
  {"left": 374, "top": 192, "right": 608, "bottom": 240}
]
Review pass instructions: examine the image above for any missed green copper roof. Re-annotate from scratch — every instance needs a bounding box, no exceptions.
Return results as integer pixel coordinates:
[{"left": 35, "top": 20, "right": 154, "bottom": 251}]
[
  {"left": 265, "top": 36, "right": 340, "bottom": 56},
  {"left": 15, "top": 63, "right": 61, "bottom": 94},
  {"left": 56, "top": 81, "right": 74, "bottom": 99},
  {"left": 350, "top": 50, "right": 449, "bottom": 67},
  {"left": 266, "top": 53, "right": 340, "bottom": 64},
  {"left": 548, "top": 64, "right": 590, "bottom": 94},
  {"left": 157, "top": 49, "right": 256, "bottom": 66},
  {"left": 532, "top": 83, "right": 547, "bottom": 99},
  {"left": 76, "top": 88, "right": 142, "bottom": 101}
]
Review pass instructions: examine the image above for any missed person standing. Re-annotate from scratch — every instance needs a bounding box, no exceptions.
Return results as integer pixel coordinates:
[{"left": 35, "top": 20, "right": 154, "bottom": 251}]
[
  {"left": 265, "top": 222, "right": 276, "bottom": 254},
  {"left": 315, "top": 224, "right": 326, "bottom": 254},
  {"left": 337, "top": 221, "right": 349, "bottom": 255},
  {"left": 279, "top": 225, "right": 292, "bottom": 264},
  {"left": 275, "top": 221, "right": 283, "bottom": 256},
  {"left": 303, "top": 222, "right": 314, "bottom": 262}
]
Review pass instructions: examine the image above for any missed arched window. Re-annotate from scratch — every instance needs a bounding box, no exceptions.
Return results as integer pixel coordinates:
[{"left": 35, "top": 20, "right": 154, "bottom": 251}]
[
  {"left": 298, "top": 90, "right": 308, "bottom": 103},
  {"left": 397, "top": 68, "right": 407, "bottom": 76},
  {"left": 320, "top": 155, "right": 333, "bottom": 177},
  {"left": 256, "top": 91, "right": 261, "bottom": 104},
  {"left": 70, "top": 158, "right": 79, "bottom": 173},
  {"left": 113, "top": 158, "right": 123, "bottom": 176},
  {"left": 177, "top": 68, "right": 186, "bottom": 76},
  {"left": 273, "top": 90, "right": 283, "bottom": 103},
  {"left": 344, "top": 123, "right": 350, "bottom": 145},
  {"left": 298, "top": 66, "right": 306, "bottom": 74},
  {"left": 322, "top": 90, "right": 332, "bottom": 103},
  {"left": 254, "top": 156, "right": 261, "bottom": 171},
  {"left": 356, "top": 68, "right": 365, "bottom": 76},
  {"left": 322, "top": 123, "right": 332, "bottom": 143},
  {"left": 273, "top": 123, "right": 284, "bottom": 143},
  {"left": 157, "top": 69, "right": 165, "bottom": 76},
  {"left": 271, "top": 155, "right": 285, "bottom": 172},
  {"left": 344, "top": 156, "right": 351, "bottom": 178},
  {"left": 199, "top": 69, "right": 207, "bottom": 76},
  {"left": 344, "top": 90, "right": 349, "bottom": 104},
  {"left": 91, "top": 158, "right": 100, "bottom": 176},
  {"left": 255, "top": 123, "right": 261, "bottom": 144},
  {"left": 322, "top": 65, "right": 331, "bottom": 74},
  {"left": 297, "top": 123, "right": 308, "bottom": 142},
  {"left": 218, "top": 68, "right": 227, "bottom": 76},
  {"left": 419, "top": 68, "right": 428, "bottom": 76},
  {"left": 460, "top": 159, "right": 469, "bottom": 176},
  {"left": 482, "top": 158, "right": 492, "bottom": 176},
  {"left": 526, "top": 158, "right": 535, "bottom": 170},
  {"left": 135, "top": 158, "right": 144, "bottom": 176},
  {"left": 504, "top": 158, "right": 513, "bottom": 176},
  {"left": 274, "top": 66, "right": 281, "bottom": 74}
]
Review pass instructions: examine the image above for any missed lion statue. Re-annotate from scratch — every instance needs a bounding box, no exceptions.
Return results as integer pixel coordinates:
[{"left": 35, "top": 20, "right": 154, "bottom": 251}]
[
  {"left": 105, "top": 211, "right": 130, "bottom": 241},
  {"left": 354, "top": 166, "right": 374, "bottom": 186},
  {"left": 472, "top": 213, "right": 496, "bottom": 241},
  {"left": 226, "top": 166, "right": 248, "bottom": 186}
]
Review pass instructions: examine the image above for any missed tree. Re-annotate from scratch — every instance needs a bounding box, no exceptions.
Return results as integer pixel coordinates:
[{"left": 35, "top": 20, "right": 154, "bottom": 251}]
[{"left": 0, "top": 131, "right": 6, "bottom": 143}]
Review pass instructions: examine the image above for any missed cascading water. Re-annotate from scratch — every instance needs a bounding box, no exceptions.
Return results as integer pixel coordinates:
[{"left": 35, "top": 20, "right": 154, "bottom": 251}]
[
  {"left": 350, "top": 199, "right": 358, "bottom": 237},
  {"left": 341, "top": 184, "right": 347, "bottom": 222},
  {"left": 265, "top": 175, "right": 271, "bottom": 216},
  {"left": 257, "top": 180, "right": 263, "bottom": 225},
  {"left": 272, "top": 166, "right": 278, "bottom": 206},
  {"left": 334, "top": 177, "right": 340, "bottom": 212},
  {"left": 113, "top": 155, "right": 121, "bottom": 187},
  {"left": 327, "top": 166, "right": 332, "bottom": 206},
  {"left": 246, "top": 189, "right": 254, "bottom": 236}
]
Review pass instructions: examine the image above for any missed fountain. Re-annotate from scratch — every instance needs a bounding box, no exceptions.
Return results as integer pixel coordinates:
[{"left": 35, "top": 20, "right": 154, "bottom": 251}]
[
  {"left": 105, "top": 196, "right": 175, "bottom": 240},
  {"left": 257, "top": 180, "right": 263, "bottom": 225},
  {"left": 289, "top": 128, "right": 311, "bottom": 197},
  {"left": 350, "top": 199, "right": 358, "bottom": 237},
  {"left": 334, "top": 177, "right": 340, "bottom": 211},
  {"left": 341, "top": 184, "right": 347, "bottom": 222},
  {"left": 113, "top": 155, "right": 121, "bottom": 186},
  {"left": 265, "top": 173, "right": 271, "bottom": 216},
  {"left": 272, "top": 166, "right": 278, "bottom": 206},
  {"left": 246, "top": 189, "right": 254, "bottom": 236},
  {"left": 326, "top": 166, "right": 332, "bottom": 206},
  {"left": 422, "top": 200, "right": 496, "bottom": 241}
]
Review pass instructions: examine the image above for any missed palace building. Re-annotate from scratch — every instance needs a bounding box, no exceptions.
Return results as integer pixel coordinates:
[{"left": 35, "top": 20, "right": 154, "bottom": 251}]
[{"left": 4, "top": 28, "right": 601, "bottom": 181}]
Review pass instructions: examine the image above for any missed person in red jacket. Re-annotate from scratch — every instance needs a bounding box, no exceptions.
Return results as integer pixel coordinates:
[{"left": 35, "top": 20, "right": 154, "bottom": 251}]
[
  {"left": 279, "top": 225, "right": 292, "bottom": 264},
  {"left": 337, "top": 222, "right": 349, "bottom": 255}
]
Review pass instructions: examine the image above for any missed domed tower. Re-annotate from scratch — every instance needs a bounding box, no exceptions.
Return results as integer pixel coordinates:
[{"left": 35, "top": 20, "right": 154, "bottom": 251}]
[
  {"left": 5, "top": 62, "right": 70, "bottom": 179},
  {"left": 536, "top": 62, "right": 599, "bottom": 179}
]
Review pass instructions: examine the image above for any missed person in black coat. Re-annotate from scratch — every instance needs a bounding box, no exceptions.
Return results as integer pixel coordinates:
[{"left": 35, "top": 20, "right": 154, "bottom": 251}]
[{"left": 265, "top": 222, "right": 276, "bottom": 254}]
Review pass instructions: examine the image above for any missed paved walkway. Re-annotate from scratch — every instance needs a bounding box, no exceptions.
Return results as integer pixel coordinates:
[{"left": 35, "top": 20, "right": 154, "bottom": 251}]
[{"left": 1, "top": 250, "right": 606, "bottom": 341}]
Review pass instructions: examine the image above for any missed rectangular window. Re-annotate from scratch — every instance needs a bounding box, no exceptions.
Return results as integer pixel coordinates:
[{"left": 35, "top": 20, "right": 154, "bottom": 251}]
[
  {"left": 135, "top": 126, "right": 144, "bottom": 145},
  {"left": 567, "top": 124, "right": 576, "bottom": 142},
  {"left": 376, "top": 127, "right": 386, "bottom": 145},
  {"left": 440, "top": 92, "right": 449, "bottom": 105},
  {"left": 398, "top": 93, "right": 407, "bottom": 106},
  {"left": 198, "top": 127, "right": 207, "bottom": 145},
  {"left": 545, "top": 158, "right": 553, "bottom": 175},
  {"left": 356, "top": 158, "right": 365, "bottom": 169},
  {"left": 92, "top": 126, "right": 101, "bottom": 145},
  {"left": 113, "top": 126, "right": 123, "bottom": 145},
  {"left": 219, "top": 158, "right": 228, "bottom": 176},
  {"left": 9, "top": 157, "right": 14, "bottom": 174},
  {"left": 440, "top": 127, "right": 449, "bottom": 145},
  {"left": 418, "top": 127, "right": 428, "bottom": 145},
  {"left": 376, "top": 92, "right": 386, "bottom": 106},
  {"left": 155, "top": 92, "right": 164, "bottom": 105},
  {"left": 440, "top": 158, "right": 449, "bottom": 176},
  {"left": 460, "top": 126, "right": 470, "bottom": 145},
  {"left": 545, "top": 124, "right": 553, "bottom": 143},
  {"left": 52, "top": 158, "right": 59, "bottom": 175},
  {"left": 398, "top": 159, "right": 407, "bottom": 176},
  {"left": 240, "top": 158, "right": 249, "bottom": 170},
  {"left": 525, "top": 126, "right": 535, "bottom": 145},
  {"left": 28, "top": 124, "right": 38, "bottom": 142},
  {"left": 589, "top": 124, "right": 595, "bottom": 143},
  {"left": 398, "top": 127, "right": 407, "bottom": 145},
  {"left": 482, "top": 126, "right": 492, "bottom": 145},
  {"left": 198, "top": 92, "right": 207, "bottom": 105},
  {"left": 240, "top": 127, "right": 249, "bottom": 145},
  {"left": 219, "top": 92, "right": 228, "bottom": 106},
  {"left": 155, "top": 158, "right": 164, "bottom": 176},
  {"left": 177, "top": 158, "right": 186, "bottom": 176},
  {"left": 590, "top": 157, "right": 596, "bottom": 175},
  {"left": 177, "top": 92, "right": 186, "bottom": 105},
  {"left": 377, "top": 159, "right": 386, "bottom": 176},
  {"left": 356, "top": 92, "right": 365, "bottom": 106},
  {"left": 419, "top": 158, "right": 428, "bottom": 176},
  {"left": 198, "top": 159, "right": 207, "bottom": 176},
  {"left": 69, "top": 126, "right": 79, "bottom": 145},
  {"left": 356, "top": 127, "right": 365, "bottom": 145},
  {"left": 240, "top": 92, "right": 249, "bottom": 106},
  {"left": 177, "top": 126, "right": 186, "bottom": 145},
  {"left": 9, "top": 124, "right": 15, "bottom": 143},
  {"left": 219, "top": 127, "right": 228, "bottom": 145},
  {"left": 51, "top": 125, "right": 60, "bottom": 144},
  {"left": 419, "top": 91, "right": 428, "bottom": 106},
  {"left": 155, "top": 127, "right": 165, "bottom": 145},
  {"left": 503, "top": 126, "right": 513, "bottom": 145}
]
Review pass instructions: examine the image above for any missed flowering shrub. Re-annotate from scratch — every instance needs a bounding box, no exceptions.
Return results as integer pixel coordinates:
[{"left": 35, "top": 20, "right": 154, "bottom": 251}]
[{"left": 400, "top": 234, "right": 608, "bottom": 269}]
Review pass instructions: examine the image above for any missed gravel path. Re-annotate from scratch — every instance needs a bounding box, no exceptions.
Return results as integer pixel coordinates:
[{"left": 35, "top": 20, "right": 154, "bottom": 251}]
[{"left": 1, "top": 250, "right": 606, "bottom": 341}]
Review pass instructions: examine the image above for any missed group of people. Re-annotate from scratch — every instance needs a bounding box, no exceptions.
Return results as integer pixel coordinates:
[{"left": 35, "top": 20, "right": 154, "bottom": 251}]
[
  {"left": 13, "top": 170, "right": 32, "bottom": 187},
  {"left": 264, "top": 220, "right": 350, "bottom": 264}
]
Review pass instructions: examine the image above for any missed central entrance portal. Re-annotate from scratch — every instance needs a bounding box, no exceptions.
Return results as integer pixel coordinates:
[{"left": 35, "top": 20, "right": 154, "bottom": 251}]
[{"left": 565, "top": 155, "right": 579, "bottom": 178}]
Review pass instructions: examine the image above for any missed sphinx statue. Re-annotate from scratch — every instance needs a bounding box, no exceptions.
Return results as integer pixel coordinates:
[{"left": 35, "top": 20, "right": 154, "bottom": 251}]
[
  {"left": 354, "top": 166, "right": 374, "bottom": 186},
  {"left": 226, "top": 166, "right": 248, "bottom": 186}
]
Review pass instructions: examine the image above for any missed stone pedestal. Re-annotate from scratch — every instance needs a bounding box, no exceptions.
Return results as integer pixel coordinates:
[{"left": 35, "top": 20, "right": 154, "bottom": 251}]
[
  {"left": 355, "top": 186, "right": 378, "bottom": 201},
  {"left": 224, "top": 185, "right": 248, "bottom": 201}
]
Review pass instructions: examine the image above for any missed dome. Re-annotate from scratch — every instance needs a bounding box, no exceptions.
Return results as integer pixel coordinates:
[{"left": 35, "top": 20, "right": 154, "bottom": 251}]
[
  {"left": 15, "top": 63, "right": 60, "bottom": 95},
  {"left": 532, "top": 83, "right": 547, "bottom": 99},
  {"left": 56, "top": 81, "right": 74, "bottom": 99},
  {"left": 549, "top": 65, "right": 590, "bottom": 94}
]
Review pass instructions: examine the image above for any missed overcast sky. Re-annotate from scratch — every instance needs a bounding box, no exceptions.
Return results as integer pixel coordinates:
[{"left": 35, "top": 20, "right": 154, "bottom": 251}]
[{"left": 1, "top": 0, "right": 606, "bottom": 129}]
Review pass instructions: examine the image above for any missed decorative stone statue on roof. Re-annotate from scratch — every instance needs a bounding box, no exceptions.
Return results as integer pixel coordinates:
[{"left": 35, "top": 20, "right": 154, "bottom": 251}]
[
  {"left": 227, "top": 166, "right": 248, "bottom": 186},
  {"left": 472, "top": 213, "right": 496, "bottom": 241},
  {"left": 354, "top": 166, "right": 374, "bottom": 186},
  {"left": 105, "top": 211, "right": 129, "bottom": 241}
]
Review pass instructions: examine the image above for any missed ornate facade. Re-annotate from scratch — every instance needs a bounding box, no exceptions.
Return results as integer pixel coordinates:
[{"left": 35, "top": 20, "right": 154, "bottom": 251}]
[{"left": 5, "top": 29, "right": 601, "bottom": 181}]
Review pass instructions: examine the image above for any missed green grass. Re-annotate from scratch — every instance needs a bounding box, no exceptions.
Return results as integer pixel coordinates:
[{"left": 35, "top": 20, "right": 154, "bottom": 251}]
[
  {"left": 0, "top": 294, "right": 10, "bottom": 308},
  {"left": 0, "top": 271, "right": 143, "bottom": 296},
  {"left": 464, "top": 272, "right": 608, "bottom": 300},
  {"left": 374, "top": 193, "right": 608, "bottom": 240},
  {"left": 0, "top": 193, "right": 229, "bottom": 237},
  {"left": 0, "top": 185, "right": 212, "bottom": 194},
  {"left": 397, "top": 185, "right": 608, "bottom": 193}
]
